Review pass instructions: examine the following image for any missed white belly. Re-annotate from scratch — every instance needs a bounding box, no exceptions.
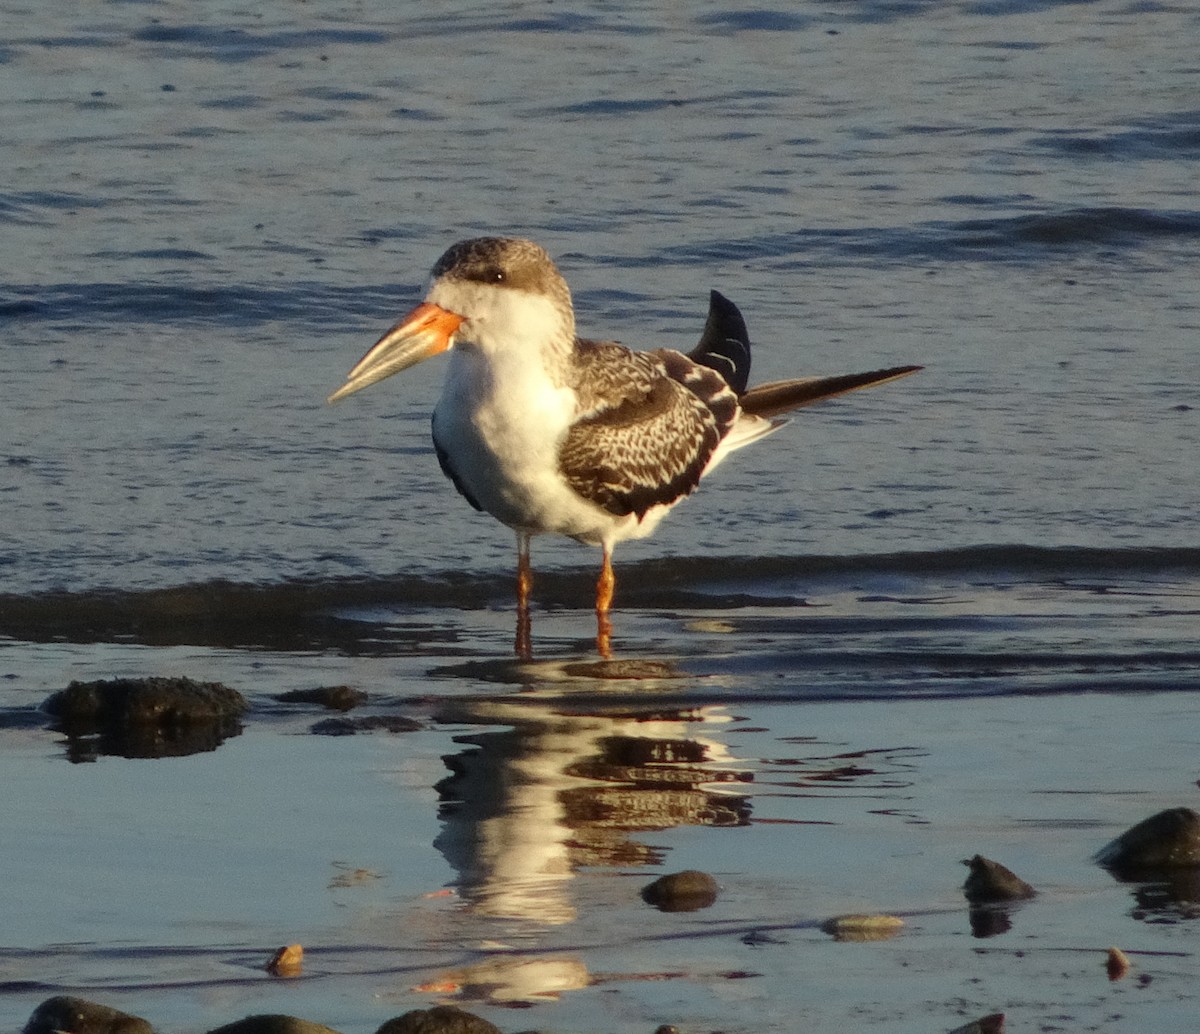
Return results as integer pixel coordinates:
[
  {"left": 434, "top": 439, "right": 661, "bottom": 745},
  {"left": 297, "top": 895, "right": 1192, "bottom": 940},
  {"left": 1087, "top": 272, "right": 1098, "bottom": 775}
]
[{"left": 432, "top": 346, "right": 638, "bottom": 545}]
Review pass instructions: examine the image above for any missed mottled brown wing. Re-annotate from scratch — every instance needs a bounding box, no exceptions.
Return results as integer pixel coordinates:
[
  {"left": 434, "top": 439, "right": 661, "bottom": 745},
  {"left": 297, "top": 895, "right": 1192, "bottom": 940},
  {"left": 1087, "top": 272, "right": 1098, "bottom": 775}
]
[{"left": 559, "top": 342, "right": 739, "bottom": 519}]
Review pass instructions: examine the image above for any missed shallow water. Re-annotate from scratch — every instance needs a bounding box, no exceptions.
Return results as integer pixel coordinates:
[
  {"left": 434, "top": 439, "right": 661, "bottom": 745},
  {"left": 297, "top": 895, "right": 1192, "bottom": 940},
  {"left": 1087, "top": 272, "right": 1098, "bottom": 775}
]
[{"left": 3, "top": 2, "right": 1200, "bottom": 1032}]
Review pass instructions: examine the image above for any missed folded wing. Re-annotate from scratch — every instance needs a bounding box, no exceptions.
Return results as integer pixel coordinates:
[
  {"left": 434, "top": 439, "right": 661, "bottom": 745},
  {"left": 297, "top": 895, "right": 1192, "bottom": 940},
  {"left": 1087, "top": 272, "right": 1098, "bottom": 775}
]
[{"left": 559, "top": 342, "right": 738, "bottom": 519}]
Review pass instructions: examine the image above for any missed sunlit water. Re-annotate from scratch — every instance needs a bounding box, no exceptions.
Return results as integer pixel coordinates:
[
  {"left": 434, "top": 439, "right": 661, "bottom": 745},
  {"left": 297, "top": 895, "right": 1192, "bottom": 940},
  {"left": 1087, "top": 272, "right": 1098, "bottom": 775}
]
[{"left": 2, "top": 3, "right": 1200, "bottom": 1032}]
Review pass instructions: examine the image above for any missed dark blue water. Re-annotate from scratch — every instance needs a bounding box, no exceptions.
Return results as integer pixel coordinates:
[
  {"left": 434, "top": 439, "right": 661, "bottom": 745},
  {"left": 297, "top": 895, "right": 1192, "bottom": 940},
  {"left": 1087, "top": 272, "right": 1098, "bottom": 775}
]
[{"left": 2, "top": 4, "right": 1200, "bottom": 1033}]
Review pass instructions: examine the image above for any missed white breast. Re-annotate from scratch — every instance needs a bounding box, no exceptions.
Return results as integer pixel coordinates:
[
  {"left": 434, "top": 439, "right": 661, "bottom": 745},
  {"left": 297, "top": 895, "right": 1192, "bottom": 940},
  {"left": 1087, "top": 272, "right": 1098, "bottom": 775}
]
[{"left": 432, "top": 338, "right": 629, "bottom": 543}]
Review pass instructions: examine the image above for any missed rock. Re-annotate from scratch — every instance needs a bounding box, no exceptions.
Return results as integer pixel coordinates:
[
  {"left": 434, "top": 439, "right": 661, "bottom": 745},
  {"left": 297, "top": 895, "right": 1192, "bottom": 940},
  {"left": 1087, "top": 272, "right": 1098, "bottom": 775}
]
[
  {"left": 22, "top": 996, "right": 153, "bottom": 1034},
  {"left": 44, "top": 677, "right": 247, "bottom": 725},
  {"left": 207, "top": 1016, "right": 341, "bottom": 1034},
  {"left": 641, "top": 869, "right": 719, "bottom": 912},
  {"left": 275, "top": 686, "right": 367, "bottom": 711},
  {"left": 1106, "top": 945, "right": 1131, "bottom": 980},
  {"left": 266, "top": 943, "right": 304, "bottom": 975},
  {"left": 310, "top": 714, "right": 422, "bottom": 736},
  {"left": 374, "top": 1005, "right": 501, "bottom": 1034},
  {"left": 1095, "top": 807, "right": 1200, "bottom": 876},
  {"left": 962, "top": 855, "right": 1037, "bottom": 902},
  {"left": 41, "top": 676, "right": 248, "bottom": 760}
]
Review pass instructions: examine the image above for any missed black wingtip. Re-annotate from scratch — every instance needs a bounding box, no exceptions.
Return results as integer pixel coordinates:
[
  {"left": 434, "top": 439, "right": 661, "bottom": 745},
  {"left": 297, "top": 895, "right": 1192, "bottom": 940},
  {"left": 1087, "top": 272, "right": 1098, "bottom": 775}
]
[{"left": 691, "top": 290, "right": 752, "bottom": 394}]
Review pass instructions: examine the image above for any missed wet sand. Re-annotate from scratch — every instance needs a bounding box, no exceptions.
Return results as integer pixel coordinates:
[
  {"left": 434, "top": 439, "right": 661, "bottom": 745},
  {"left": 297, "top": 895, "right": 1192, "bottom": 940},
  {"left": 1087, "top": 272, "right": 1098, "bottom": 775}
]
[{"left": 3, "top": 586, "right": 1198, "bottom": 1033}]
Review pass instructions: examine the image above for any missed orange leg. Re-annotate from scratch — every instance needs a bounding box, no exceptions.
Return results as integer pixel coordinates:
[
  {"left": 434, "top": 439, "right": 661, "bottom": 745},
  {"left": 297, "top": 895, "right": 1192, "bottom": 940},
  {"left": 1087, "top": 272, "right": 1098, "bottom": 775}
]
[
  {"left": 595, "top": 545, "right": 615, "bottom": 658},
  {"left": 515, "top": 532, "right": 533, "bottom": 660}
]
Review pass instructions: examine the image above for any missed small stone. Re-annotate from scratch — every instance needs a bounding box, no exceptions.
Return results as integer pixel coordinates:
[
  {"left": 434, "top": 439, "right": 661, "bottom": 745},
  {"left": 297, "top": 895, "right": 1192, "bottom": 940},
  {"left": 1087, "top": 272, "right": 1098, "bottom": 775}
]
[
  {"left": 962, "top": 855, "right": 1037, "bottom": 902},
  {"left": 820, "top": 913, "right": 905, "bottom": 941},
  {"left": 374, "top": 1005, "right": 501, "bottom": 1034},
  {"left": 266, "top": 943, "right": 303, "bottom": 975},
  {"left": 329, "top": 864, "right": 382, "bottom": 889},
  {"left": 22, "top": 996, "right": 153, "bottom": 1034},
  {"left": 1095, "top": 807, "right": 1200, "bottom": 875},
  {"left": 207, "top": 1017, "right": 342, "bottom": 1034},
  {"left": 640, "top": 870, "right": 719, "bottom": 912},
  {"left": 1106, "top": 945, "right": 1131, "bottom": 981}
]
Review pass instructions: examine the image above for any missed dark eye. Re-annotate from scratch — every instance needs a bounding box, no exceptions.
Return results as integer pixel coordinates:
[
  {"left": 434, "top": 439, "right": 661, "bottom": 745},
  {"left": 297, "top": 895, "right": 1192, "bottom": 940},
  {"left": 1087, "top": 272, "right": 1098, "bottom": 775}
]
[{"left": 491, "top": 268, "right": 506, "bottom": 283}]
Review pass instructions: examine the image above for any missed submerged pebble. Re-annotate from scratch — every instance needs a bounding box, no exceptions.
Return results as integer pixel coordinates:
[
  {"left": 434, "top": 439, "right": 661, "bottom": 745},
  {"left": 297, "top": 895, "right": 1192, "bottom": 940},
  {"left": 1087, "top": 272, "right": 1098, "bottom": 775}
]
[
  {"left": 946, "top": 1014, "right": 1005, "bottom": 1034},
  {"left": 962, "top": 855, "right": 1037, "bottom": 902},
  {"left": 820, "top": 913, "right": 905, "bottom": 942},
  {"left": 374, "top": 1005, "right": 501, "bottom": 1034},
  {"left": 274, "top": 685, "right": 367, "bottom": 711},
  {"left": 1095, "top": 807, "right": 1200, "bottom": 875},
  {"left": 640, "top": 869, "right": 719, "bottom": 911},
  {"left": 22, "top": 996, "right": 153, "bottom": 1034},
  {"left": 310, "top": 714, "right": 423, "bottom": 735}
]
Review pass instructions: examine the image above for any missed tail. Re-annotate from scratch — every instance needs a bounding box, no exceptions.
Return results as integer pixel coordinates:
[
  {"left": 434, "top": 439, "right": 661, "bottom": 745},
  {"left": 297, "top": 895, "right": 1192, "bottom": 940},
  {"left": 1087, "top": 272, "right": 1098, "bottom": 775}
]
[
  {"left": 739, "top": 366, "right": 923, "bottom": 419},
  {"left": 691, "top": 291, "right": 922, "bottom": 415},
  {"left": 689, "top": 290, "right": 751, "bottom": 394}
]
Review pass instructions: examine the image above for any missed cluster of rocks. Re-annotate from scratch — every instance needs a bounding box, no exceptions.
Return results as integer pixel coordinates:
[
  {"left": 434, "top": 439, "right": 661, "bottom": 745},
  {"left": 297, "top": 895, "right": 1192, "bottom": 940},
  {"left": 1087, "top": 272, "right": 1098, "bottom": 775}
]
[
  {"left": 638, "top": 806, "right": 1200, "bottom": 937},
  {"left": 19, "top": 1001, "right": 692, "bottom": 1034},
  {"left": 962, "top": 806, "right": 1200, "bottom": 936},
  {"left": 19, "top": 994, "right": 997, "bottom": 1034},
  {"left": 21, "top": 1001, "right": 503, "bottom": 1034},
  {"left": 625, "top": 806, "right": 1200, "bottom": 1033},
  {"left": 25, "top": 677, "right": 1200, "bottom": 1032},
  {"left": 34, "top": 677, "right": 420, "bottom": 760}
]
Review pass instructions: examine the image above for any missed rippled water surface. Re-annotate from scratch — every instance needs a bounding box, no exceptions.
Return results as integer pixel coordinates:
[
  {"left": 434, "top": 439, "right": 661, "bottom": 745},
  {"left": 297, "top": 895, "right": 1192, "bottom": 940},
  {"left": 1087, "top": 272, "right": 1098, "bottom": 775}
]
[{"left": 2, "top": 2, "right": 1199, "bottom": 1033}]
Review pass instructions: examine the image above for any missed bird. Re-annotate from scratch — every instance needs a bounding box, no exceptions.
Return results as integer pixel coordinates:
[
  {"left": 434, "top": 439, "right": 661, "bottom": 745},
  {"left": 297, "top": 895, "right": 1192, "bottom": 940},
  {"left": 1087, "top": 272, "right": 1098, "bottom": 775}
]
[{"left": 328, "top": 237, "right": 920, "bottom": 659}]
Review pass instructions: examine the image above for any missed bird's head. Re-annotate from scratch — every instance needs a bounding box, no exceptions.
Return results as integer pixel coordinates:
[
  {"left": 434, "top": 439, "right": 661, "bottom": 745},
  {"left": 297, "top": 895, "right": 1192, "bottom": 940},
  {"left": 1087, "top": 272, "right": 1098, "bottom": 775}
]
[{"left": 328, "top": 237, "right": 574, "bottom": 403}]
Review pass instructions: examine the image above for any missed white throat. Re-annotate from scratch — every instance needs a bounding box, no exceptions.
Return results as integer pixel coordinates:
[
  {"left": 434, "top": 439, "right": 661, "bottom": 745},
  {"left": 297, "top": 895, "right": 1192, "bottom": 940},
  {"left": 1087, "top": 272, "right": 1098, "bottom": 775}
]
[{"left": 428, "top": 280, "right": 574, "bottom": 372}]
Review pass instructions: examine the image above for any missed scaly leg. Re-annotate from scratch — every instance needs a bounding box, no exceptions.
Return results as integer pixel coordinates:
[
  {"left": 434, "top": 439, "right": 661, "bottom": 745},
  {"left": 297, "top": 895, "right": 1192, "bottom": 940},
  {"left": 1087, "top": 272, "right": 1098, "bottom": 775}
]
[
  {"left": 595, "top": 545, "right": 615, "bottom": 658},
  {"left": 515, "top": 532, "right": 533, "bottom": 660}
]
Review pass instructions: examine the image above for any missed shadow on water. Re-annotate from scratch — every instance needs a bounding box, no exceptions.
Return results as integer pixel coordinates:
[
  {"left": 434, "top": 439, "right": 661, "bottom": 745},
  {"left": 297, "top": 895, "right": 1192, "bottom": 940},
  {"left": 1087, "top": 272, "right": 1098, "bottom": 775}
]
[
  {"left": 2, "top": 545, "right": 1199, "bottom": 710},
  {"left": 1, "top": 543, "right": 1197, "bottom": 644}
]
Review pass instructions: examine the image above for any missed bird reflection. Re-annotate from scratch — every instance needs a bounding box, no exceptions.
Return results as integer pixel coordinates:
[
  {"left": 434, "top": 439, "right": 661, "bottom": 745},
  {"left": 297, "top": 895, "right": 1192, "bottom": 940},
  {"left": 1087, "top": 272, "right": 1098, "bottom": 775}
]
[{"left": 431, "top": 698, "right": 750, "bottom": 926}]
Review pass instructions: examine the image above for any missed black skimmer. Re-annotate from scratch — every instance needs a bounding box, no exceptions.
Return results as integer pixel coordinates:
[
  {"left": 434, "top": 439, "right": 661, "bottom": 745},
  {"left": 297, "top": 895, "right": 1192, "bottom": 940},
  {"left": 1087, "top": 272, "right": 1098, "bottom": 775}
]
[{"left": 329, "top": 237, "right": 920, "bottom": 658}]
